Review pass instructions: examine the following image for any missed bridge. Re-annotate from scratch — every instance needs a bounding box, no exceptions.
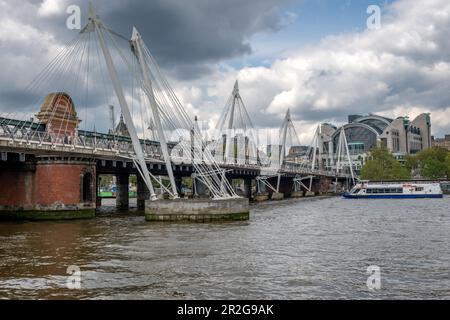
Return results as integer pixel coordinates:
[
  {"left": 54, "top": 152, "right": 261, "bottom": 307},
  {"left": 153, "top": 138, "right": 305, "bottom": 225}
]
[{"left": 0, "top": 5, "right": 353, "bottom": 220}]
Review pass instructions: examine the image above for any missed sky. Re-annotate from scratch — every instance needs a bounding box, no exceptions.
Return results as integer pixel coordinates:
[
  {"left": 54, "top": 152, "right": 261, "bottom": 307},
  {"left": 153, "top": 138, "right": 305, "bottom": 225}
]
[{"left": 0, "top": 0, "right": 449, "bottom": 143}]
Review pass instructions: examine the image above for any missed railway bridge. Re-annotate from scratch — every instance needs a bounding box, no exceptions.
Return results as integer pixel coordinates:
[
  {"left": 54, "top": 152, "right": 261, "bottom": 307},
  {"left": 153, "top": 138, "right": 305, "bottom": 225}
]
[{"left": 0, "top": 5, "right": 353, "bottom": 220}]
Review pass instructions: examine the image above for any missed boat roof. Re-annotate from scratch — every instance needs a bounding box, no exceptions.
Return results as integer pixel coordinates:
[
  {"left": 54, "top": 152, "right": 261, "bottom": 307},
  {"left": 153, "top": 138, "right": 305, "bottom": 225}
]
[
  {"left": 357, "top": 181, "right": 441, "bottom": 186},
  {"left": 359, "top": 180, "right": 447, "bottom": 184}
]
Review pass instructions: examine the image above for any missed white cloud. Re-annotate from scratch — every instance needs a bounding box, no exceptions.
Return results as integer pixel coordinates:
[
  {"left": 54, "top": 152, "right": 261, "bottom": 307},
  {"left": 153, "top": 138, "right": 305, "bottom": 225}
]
[
  {"left": 37, "top": 0, "right": 66, "bottom": 17},
  {"left": 1, "top": 0, "right": 450, "bottom": 144},
  {"left": 0, "top": 1, "right": 59, "bottom": 91},
  {"left": 178, "top": 0, "right": 450, "bottom": 142}
]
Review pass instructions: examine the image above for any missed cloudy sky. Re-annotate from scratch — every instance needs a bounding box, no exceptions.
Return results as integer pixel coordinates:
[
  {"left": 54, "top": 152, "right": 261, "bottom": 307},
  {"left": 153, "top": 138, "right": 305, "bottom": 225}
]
[{"left": 1, "top": 0, "right": 450, "bottom": 143}]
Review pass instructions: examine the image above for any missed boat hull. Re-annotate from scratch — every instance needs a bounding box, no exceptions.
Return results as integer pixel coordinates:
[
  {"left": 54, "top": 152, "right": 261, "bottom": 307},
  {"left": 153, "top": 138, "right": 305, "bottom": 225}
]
[{"left": 343, "top": 193, "right": 443, "bottom": 199}]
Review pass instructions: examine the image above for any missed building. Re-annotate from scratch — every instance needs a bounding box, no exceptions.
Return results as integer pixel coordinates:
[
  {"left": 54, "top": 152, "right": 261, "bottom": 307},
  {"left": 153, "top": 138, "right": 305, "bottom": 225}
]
[
  {"left": 316, "top": 113, "right": 432, "bottom": 170},
  {"left": 284, "top": 145, "right": 310, "bottom": 163},
  {"left": 108, "top": 113, "right": 130, "bottom": 137},
  {"left": 432, "top": 135, "right": 450, "bottom": 151},
  {"left": 36, "top": 92, "right": 81, "bottom": 144}
]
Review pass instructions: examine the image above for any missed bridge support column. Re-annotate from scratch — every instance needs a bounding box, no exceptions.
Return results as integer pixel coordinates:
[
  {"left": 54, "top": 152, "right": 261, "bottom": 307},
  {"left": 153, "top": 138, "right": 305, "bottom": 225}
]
[
  {"left": 256, "top": 179, "right": 266, "bottom": 193},
  {"left": 244, "top": 178, "right": 252, "bottom": 199},
  {"left": 227, "top": 178, "right": 234, "bottom": 194},
  {"left": 255, "top": 179, "right": 269, "bottom": 202},
  {"left": 0, "top": 156, "right": 96, "bottom": 220},
  {"left": 175, "top": 176, "right": 183, "bottom": 196},
  {"left": 116, "top": 173, "right": 129, "bottom": 210},
  {"left": 137, "top": 174, "right": 150, "bottom": 210},
  {"left": 193, "top": 175, "right": 207, "bottom": 198},
  {"left": 310, "top": 177, "right": 333, "bottom": 195},
  {"left": 275, "top": 178, "right": 293, "bottom": 199},
  {"left": 96, "top": 175, "right": 102, "bottom": 207}
]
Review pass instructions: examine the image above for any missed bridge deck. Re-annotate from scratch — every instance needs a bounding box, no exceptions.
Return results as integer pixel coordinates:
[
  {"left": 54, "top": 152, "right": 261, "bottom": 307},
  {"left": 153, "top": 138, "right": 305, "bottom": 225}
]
[{"left": 0, "top": 124, "right": 351, "bottom": 179}]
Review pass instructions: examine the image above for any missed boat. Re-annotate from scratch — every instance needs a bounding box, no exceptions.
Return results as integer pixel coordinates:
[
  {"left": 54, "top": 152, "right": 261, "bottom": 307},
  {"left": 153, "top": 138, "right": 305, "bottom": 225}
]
[{"left": 343, "top": 181, "right": 444, "bottom": 199}]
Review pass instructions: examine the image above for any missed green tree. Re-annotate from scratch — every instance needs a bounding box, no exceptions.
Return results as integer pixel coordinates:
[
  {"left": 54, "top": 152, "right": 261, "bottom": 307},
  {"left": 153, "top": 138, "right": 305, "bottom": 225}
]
[
  {"left": 129, "top": 175, "right": 137, "bottom": 185},
  {"left": 405, "top": 154, "right": 419, "bottom": 172},
  {"left": 416, "top": 147, "right": 448, "bottom": 163},
  {"left": 416, "top": 147, "right": 449, "bottom": 179},
  {"left": 360, "top": 146, "right": 411, "bottom": 180},
  {"left": 421, "top": 158, "right": 448, "bottom": 179}
]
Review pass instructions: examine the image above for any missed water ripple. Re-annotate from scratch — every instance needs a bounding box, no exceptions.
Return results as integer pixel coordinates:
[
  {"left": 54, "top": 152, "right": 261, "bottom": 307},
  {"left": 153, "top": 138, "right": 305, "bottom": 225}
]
[{"left": 1, "top": 196, "right": 450, "bottom": 299}]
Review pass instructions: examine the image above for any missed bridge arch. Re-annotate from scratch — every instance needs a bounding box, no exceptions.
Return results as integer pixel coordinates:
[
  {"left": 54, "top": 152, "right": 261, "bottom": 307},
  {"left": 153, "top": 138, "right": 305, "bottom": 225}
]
[
  {"left": 331, "top": 123, "right": 381, "bottom": 155},
  {"left": 352, "top": 115, "right": 391, "bottom": 134}
]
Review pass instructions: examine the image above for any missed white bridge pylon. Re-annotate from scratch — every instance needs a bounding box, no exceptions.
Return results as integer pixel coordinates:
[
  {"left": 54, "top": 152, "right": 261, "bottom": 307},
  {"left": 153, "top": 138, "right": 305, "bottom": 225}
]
[
  {"left": 83, "top": 4, "right": 237, "bottom": 200},
  {"left": 309, "top": 123, "right": 356, "bottom": 187},
  {"left": 215, "top": 80, "right": 258, "bottom": 165},
  {"left": 83, "top": 5, "right": 159, "bottom": 200},
  {"left": 258, "top": 109, "right": 302, "bottom": 194},
  {"left": 335, "top": 127, "right": 356, "bottom": 185},
  {"left": 130, "top": 27, "right": 179, "bottom": 199}
]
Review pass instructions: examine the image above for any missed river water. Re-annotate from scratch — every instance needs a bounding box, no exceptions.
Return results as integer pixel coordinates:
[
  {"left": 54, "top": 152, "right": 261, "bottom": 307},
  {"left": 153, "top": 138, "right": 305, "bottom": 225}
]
[{"left": 0, "top": 196, "right": 449, "bottom": 300}]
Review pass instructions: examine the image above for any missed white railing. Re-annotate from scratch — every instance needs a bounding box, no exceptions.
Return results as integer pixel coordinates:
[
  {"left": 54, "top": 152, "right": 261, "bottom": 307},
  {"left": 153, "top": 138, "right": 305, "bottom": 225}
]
[{"left": 0, "top": 130, "right": 351, "bottom": 178}]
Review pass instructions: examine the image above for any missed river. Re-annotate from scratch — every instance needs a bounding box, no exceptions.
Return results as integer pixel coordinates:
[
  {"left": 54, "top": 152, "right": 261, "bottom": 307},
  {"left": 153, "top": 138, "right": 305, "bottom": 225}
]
[{"left": 1, "top": 196, "right": 449, "bottom": 299}]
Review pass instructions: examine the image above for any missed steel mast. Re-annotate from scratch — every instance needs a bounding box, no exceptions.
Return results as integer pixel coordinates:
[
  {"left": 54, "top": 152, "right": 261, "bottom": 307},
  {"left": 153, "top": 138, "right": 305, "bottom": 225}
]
[
  {"left": 84, "top": 5, "right": 157, "bottom": 200},
  {"left": 130, "top": 27, "right": 179, "bottom": 198}
]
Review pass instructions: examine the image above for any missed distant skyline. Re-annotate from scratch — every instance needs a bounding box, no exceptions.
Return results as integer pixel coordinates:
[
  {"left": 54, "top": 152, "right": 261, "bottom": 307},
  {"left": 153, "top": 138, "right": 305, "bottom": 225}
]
[{"left": 0, "top": 0, "right": 449, "bottom": 143}]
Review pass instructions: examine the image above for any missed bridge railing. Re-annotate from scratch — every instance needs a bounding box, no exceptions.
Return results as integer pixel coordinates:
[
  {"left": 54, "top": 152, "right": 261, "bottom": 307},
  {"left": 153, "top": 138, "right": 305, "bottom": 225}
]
[
  {"left": 1, "top": 128, "right": 351, "bottom": 178},
  {"left": 0, "top": 130, "right": 165, "bottom": 161},
  {"left": 282, "top": 161, "right": 352, "bottom": 178}
]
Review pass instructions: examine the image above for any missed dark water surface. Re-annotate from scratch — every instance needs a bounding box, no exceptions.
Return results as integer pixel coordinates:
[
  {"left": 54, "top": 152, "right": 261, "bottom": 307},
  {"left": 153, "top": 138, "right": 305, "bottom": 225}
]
[{"left": 1, "top": 196, "right": 449, "bottom": 299}]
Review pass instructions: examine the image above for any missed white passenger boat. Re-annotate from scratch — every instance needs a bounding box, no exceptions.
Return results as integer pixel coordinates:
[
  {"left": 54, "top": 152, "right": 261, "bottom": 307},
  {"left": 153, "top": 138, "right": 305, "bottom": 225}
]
[{"left": 343, "top": 181, "right": 443, "bottom": 199}]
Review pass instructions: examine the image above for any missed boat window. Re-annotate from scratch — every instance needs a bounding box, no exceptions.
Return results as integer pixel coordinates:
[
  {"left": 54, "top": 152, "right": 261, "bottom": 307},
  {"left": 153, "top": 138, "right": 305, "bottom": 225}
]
[
  {"left": 415, "top": 187, "right": 424, "bottom": 192},
  {"left": 365, "top": 187, "right": 403, "bottom": 194},
  {"left": 352, "top": 189, "right": 361, "bottom": 194}
]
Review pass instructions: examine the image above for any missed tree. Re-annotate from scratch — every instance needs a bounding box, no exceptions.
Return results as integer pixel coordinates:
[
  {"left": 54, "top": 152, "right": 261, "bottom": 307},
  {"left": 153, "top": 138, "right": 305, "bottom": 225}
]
[
  {"left": 416, "top": 147, "right": 448, "bottom": 163},
  {"left": 405, "top": 154, "right": 419, "bottom": 173},
  {"left": 421, "top": 158, "right": 448, "bottom": 179},
  {"left": 416, "top": 147, "right": 449, "bottom": 179},
  {"left": 129, "top": 175, "right": 137, "bottom": 185},
  {"left": 360, "top": 146, "right": 411, "bottom": 180}
]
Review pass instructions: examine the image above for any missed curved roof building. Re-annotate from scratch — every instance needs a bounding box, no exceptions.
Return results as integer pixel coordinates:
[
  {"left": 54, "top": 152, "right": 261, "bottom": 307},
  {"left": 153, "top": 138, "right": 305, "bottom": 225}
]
[{"left": 318, "top": 113, "right": 432, "bottom": 169}]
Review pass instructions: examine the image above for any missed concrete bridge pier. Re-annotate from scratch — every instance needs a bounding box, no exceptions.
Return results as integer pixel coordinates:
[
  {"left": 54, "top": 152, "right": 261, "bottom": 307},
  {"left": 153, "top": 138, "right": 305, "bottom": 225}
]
[
  {"left": 137, "top": 174, "right": 150, "bottom": 210},
  {"left": 96, "top": 175, "right": 102, "bottom": 207},
  {"left": 269, "top": 176, "right": 290, "bottom": 201},
  {"left": 310, "top": 177, "right": 333, "bottom": 195},
  {"left": 255, "top": 179, "right": 269, "bottom": 202},
  {"left": 193, "top": 175, "right": 208, "bottom": 198},
  {"left": 116, "top": 173, "right": 129, "bottom": 210},
  {"left": 244, "top": 178, "right": 253, "bottom": 199},
  {"left": 145, "top": 174, "right": 250, "bottom": 222},
  {"left": 278, "top": 177, "right": 294, "bottom": 199},
  {"left": 175, "top": 176, "right": 183, "bottom": 196}
]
